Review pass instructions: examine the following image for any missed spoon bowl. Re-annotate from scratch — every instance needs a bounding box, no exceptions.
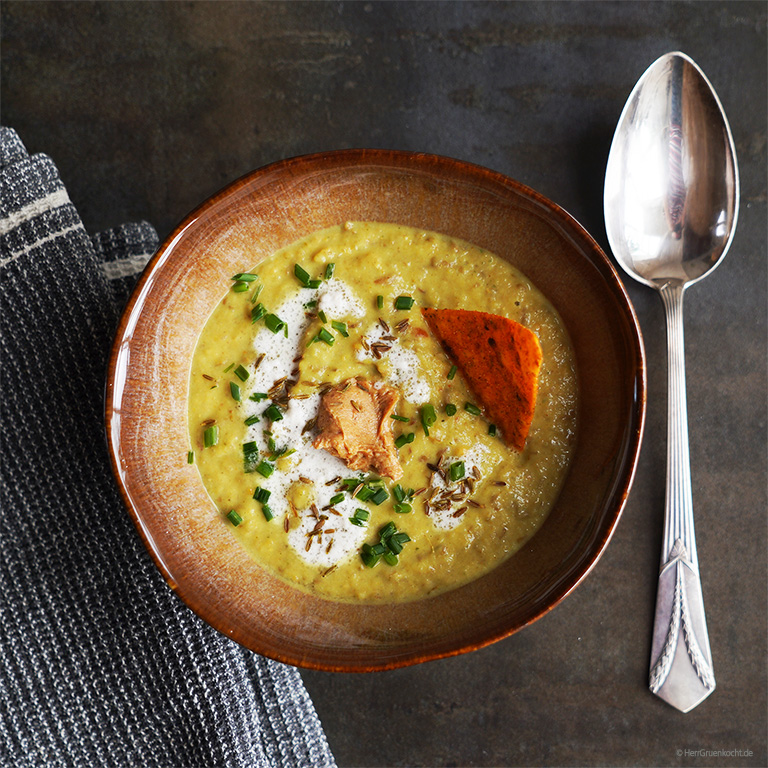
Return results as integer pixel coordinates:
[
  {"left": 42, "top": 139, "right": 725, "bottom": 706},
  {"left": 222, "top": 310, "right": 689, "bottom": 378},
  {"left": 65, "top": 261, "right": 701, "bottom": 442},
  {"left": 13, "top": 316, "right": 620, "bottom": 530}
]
[
  {"left": 605, "top": 52, "right": 739, "bottom": 289},
  {"left": 604, "top": 51, "right": 739, "bottom": 712}
]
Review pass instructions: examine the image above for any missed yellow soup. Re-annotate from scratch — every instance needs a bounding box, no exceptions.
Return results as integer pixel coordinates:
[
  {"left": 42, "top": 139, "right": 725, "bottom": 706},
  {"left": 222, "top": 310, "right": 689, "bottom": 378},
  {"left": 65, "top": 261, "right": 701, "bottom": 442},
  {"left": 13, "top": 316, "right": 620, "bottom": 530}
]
[{"left": 188, "top": 222, "right": 578, "bottom": 603}]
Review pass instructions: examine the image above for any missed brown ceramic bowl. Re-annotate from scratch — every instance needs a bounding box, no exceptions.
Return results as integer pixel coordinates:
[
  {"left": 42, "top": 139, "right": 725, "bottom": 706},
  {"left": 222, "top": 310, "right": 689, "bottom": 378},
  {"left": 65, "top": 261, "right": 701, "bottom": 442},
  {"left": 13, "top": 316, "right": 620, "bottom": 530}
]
[{"left": 106, "top": 150, "right": 645, "bottom": 671}]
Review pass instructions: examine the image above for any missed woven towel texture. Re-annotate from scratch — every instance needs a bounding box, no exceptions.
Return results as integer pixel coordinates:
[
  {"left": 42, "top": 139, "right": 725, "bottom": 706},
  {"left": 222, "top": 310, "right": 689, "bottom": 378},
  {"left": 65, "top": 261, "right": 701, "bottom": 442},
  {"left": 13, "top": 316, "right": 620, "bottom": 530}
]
[{"left": 0, "top": 127, "right": 336, "bottom": 768}]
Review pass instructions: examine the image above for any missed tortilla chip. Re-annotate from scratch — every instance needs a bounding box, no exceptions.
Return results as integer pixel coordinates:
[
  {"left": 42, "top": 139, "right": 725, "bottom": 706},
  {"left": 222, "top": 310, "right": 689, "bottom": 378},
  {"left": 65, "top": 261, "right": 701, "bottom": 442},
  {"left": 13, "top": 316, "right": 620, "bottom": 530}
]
[{"left": 421, "top": 308, "right": 542, "bottom": 451}]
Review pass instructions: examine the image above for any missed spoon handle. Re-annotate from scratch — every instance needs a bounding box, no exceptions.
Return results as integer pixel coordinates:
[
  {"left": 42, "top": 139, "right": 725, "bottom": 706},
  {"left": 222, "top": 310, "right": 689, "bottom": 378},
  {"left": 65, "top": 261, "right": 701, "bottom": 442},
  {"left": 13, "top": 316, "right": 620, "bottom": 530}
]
[{"left": 648, "top": 283, "right": 715, "bottom": 712}]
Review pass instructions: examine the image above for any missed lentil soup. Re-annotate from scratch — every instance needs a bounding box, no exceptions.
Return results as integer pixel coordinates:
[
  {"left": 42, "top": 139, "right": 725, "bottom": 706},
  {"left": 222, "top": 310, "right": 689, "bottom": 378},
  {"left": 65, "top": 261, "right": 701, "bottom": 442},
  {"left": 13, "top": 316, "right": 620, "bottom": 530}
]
[{"left": 188, "top": 222, "right": 578, "bottom": 603}]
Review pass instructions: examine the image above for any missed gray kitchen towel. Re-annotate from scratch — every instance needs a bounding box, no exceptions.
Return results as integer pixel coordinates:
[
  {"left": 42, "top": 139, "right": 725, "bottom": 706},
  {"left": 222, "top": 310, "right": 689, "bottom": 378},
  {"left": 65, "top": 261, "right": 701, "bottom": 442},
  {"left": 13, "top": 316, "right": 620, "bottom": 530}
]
[{"left": 0, "top": 127, "right": 337, "bottom": 768}]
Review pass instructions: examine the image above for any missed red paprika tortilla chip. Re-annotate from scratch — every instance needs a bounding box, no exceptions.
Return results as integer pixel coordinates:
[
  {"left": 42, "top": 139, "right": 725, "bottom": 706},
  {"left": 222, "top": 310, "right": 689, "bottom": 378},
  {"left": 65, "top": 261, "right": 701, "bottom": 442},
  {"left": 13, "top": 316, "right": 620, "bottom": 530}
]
[{"left": 421, "top": 308, "right": 542, "bottom": 451}]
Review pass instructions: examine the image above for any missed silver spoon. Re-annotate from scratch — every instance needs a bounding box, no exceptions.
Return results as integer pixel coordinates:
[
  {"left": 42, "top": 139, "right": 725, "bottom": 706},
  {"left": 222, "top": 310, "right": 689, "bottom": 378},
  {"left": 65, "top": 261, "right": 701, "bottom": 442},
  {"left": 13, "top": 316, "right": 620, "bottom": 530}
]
[{"left": 604, "top": 51, "right": 739, "bottom": 712}]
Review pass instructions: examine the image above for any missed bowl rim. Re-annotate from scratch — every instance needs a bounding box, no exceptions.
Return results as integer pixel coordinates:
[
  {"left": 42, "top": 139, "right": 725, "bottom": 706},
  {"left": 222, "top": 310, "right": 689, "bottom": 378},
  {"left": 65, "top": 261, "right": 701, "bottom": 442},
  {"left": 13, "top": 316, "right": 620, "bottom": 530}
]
[{"left": 105, "top": 148, "right": 646, "bottom": 671}]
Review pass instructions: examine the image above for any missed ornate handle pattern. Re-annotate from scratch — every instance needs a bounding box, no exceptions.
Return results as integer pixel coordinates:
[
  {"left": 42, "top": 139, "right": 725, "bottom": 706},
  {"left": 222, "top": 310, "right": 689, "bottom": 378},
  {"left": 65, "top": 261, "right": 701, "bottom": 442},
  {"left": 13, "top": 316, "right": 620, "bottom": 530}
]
[{"left": 648, "top": 284, "right": 715, "bottom": 712}]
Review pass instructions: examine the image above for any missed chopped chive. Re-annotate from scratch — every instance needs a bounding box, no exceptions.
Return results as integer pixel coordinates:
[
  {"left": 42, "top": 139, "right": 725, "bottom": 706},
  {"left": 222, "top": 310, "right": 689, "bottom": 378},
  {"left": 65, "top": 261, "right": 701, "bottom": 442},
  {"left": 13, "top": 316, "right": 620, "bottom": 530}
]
[
  {"left": 243, "top": 441, "right": 260, "bottom": 472},
  {"left": 318, "top": 310, "right": 328, "bottom": 324},
  {"left": 488, "top": 424, "right": 497, "bottom": 436},
  {"left": 249, "top": 392, "right": 268, "bottom": 402},
  {"left": 316, "top": 327, "right": 335, "bottom": 346},
  {"left": 187, "top": 450, "right": 194, "bottom": 464},
  {"left": 325, "top": 263, "right": 336, "bottom": 279},
  {"left": 420, "top": 404, "right": 437, "bottom": 436},
  {"left": 370, "top": 542, "right": 388, "bottom": 556},
  {"left": 264, "top": 404, "right": 284, "bottom": 422},
  {"left": 234, "top": 364, "right": 250, "bottom": 382},
  {"left": 329, "top": 493, "right": 345, "bottom": 506},
  {"left": 379, "top": 522, "right": 396, "bottom": 540},
  {"left": 251, "top": 303, "right": 267, "bottom": 323},
  {"left": 250, "top": 284, "right": 264, "bottom": 304},
  {"left": 223, "top": 363, "right": 234, "bottom": 373},
  {"left": 355, "top": 486, "right": 374, "bottom": 502},
  {"left": 331, "top": 320, "right": 349, "bottom": 337},
  {"left": 394, "top": 502, "right": 412, "bottom": 514},
  {"left": 392, "top": 484, "right": 406, "bottom": 502},
  {"left": 449, "top": 461, "right": 465, "bottom": 482},
  {"left": 229, "top": 381, "right": 241, "bottom": 401},
  {"left": 390, "top": 414, "right": 409, "bottom": 422},
  {"left": 370, "top": 487, "right": 389, "bottom": 506},
  {"left": 464, "top": 402, "right": 482, "bottom": 416},
  {"left": 383, "top": 552, "right": 399, "bottom": 566},
  {"left": 361, "top": 549, "right": 381, "bottom": 568},
  {"left": 349, "top": 516, "right": 366, "bottom": 527},
  {"left": 264, "top": 313, "right": 286, "bottom": 334},
  {"left": 308, "top": 279, "right": 322, "bottom": 289},
  {"left": 376, "top": 295, "right": 384, "bottom": 309},
  {"left": 386, "top": 537, "right": 404, "bottom": 555},
  {"left": 445, "top": 403, "right": 457, "bottom": 417},
  {"left": 262, "top": 505, "right": 274, "bottom": 522},
  {"left": 226, "top": 509, "right": 243, "bottom": 526},
  {"left": 244, "top": 414, "right": 260, "bottom": 426},
  {"left": 447, "top": 365, "right": 458, "bottom": 380},
  {"left": 394, "top": 295, "right": 415, "bottom": 310},
  {"left": 232, "top": 281, "right": 249, "bottom": 293},
  {"left": 232, "top": 273, "right": 258, "bottom": 282},
  {"left": 305, "top": 299, "right": 318, "bottom": 309},
  {"left": 394, "top": 432, "right": 415, "bottom": 449},
  {"left": 203, "top": 425, "right": 219, "bottom": 448},
  {"left": 342, "top": 477, "right": 363, "bottom": 491},
  {"left": 294, "top": 263, "right": 311, "bottom": 286},
  {"left": 253, "top": 487, "right": 271, "bottom": 503},
  {"left": 256, "top": 460, "right": 275, "bottom": 478},
  {"left": 354, "top": 508, "right": 370, "bottom": 521}
]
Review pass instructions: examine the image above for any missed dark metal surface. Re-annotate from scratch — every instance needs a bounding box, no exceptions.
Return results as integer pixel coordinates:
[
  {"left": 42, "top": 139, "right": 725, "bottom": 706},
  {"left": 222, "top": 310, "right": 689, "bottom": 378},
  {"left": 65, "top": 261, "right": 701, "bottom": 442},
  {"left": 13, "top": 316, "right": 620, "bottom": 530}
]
[{"left": 3, "top": 2, "right": 765, "bottom": 766}]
